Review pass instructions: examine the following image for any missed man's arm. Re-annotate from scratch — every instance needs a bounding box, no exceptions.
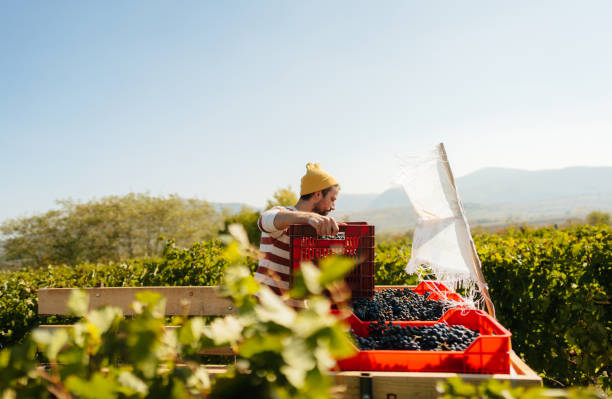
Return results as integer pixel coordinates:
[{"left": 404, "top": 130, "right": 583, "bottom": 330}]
[
  {"left": 259, "top": 208, "right": 339, "bottom": 236},
  {"left": 273, "top": 209, "right": 339, "bottom": 236}
]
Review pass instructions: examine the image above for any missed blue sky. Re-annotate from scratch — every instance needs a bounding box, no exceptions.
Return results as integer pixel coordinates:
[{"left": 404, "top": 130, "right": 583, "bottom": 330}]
[{"left": 1, "top": 1, "right": 611, "bottom": 222}]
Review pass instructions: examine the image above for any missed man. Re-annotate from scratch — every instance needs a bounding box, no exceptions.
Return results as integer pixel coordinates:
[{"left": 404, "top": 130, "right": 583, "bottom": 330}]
[{"left": 254, "top": 163, "right": 340, "bottom": 295}]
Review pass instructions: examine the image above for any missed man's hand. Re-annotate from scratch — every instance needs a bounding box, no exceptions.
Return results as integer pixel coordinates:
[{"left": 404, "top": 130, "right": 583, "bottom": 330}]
[
  {"left": 307, "top": 214, "right": 339, "bottom": 236},
  {"left": 271, "top": 209, "right": 340, "bottom": 235}
]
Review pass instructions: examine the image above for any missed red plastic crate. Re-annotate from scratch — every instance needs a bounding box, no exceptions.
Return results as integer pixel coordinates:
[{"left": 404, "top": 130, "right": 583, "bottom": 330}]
[
  {"left": 413, "top": 281, "right": 464, "bottom": 302},
  {"left": 289, "top": 222, "right": 375, "bottom": 298},
  {"left": 336, "top": 308, "right": 511, "bottom": 374},
  {"left": 374, "top": 282, "right": 466, "bottom": 303}
]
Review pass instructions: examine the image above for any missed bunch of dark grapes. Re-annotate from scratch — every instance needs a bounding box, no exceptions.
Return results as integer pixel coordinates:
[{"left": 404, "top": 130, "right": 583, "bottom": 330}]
[
  {"left": 352, "top": 288, "right": 446, "bottom": 321},
  {"left": 351, "top": 322, "right": 479, "bottom": 351}
]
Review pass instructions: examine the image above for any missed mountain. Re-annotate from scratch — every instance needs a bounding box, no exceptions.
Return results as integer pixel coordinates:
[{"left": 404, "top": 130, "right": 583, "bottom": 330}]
[
  {"left": 334, "top": 167, "right": 612, "bottom": 232},
  {"left": 455, "top": 167, "right": 612, "bottom": 204},
  {"left": 333, "top": 193, "right": 378, "bottom": 212}
]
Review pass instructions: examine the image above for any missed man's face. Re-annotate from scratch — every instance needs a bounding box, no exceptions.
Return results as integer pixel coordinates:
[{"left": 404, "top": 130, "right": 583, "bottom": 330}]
[{"left": 313, "top": 186, "right": 339, "bottom": 216}]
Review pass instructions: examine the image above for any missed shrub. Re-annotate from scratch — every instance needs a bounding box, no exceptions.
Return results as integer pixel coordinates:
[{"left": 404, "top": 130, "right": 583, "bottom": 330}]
[{"left": 475, "top": 225, "right": 611, "bottom": 389}]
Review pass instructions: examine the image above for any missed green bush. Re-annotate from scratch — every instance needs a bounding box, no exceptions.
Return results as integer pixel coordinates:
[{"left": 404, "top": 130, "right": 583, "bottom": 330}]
[
  {"left": 475, "top": 225, "right": 611, "bottom": 389},
  {"left": 0, "top": 272, "right": 39, "bottom": 350},
  {"left": 373, "top": 237, "right": 418, "bottom": 285},
  {"left": 0, "top": 239, "right": 258, "bottom": 350}
]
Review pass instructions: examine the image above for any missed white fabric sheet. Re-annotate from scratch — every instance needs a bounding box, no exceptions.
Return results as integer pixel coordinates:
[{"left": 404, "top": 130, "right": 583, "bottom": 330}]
[{"left": 397, "top": 144, "right": 480, "bottom": 287}]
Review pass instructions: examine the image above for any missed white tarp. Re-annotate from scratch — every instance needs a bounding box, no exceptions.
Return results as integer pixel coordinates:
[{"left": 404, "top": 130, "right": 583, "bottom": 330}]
[{"left": 396, "top": 143, "right": 494, "bottom": 315}]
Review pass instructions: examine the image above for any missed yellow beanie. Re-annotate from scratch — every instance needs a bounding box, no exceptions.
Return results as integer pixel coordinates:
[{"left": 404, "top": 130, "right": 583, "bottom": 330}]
[{"left": 300, "top": 163, "right": 339, "bottom": 196}]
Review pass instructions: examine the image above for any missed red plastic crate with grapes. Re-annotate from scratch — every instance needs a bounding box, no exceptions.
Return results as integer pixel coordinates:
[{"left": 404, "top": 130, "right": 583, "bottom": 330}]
[{"left": 335, "top": 308, "right": 512, "bottom": 374}]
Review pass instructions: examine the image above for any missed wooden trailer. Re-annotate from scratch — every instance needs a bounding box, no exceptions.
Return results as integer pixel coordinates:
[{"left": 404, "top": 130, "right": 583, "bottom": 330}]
[{"left": 37, "top": 286, "right": 542, "bottom": 399}]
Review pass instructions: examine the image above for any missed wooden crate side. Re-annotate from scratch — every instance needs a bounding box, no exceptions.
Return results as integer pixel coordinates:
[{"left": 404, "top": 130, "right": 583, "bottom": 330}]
[
  {"left": 37, "top": 285, "right": 418, "bottom": 316},
  {"left": 37, "top": 286, "right": 234, "bottom": 316},
  {"left": 509, "top": 350, "right": 540, "bottom": 378},
  {"left": 335, "top": 351, "right": 541, "bottom": 399}
]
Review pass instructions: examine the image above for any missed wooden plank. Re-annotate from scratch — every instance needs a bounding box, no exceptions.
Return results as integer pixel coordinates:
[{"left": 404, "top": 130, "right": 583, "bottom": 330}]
[
  {"left": 37, "top": 285, "right": 416, "bottom": 316},
  {"left": 34, "top": 342, "right": 539, "bottom": 398},
  {"left": 509, "top": 351, "right": 540, "bottom": 378},
  {"left": 333, "top": 373, "right": 362, "bottom": 399},
  {"left": 37, "top": 286, "right": 234, "bottom": 316},
  {"left": 334, "top": 350, "right": 541, "bottom": 398},
  {"left": 198, "top": 347, "right": 234, "bottom": 356},
  {"left": 147, "top": 365, "right": 538, "bottom": 399}
]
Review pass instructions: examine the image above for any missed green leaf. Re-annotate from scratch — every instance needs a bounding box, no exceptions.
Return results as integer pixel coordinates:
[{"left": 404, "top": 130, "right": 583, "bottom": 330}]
[
  {"left": 239, "top": 334, "right": 285, "bottom": 357},
  {"left": 67, "top": 289, "right": 89, "bottom": 317},
  {"left": 186, "top": 365, "right": 211, "bottom": 392},
  {"left": 228, "top": 223, "right": 250, "bottom": 247},
  {"left": 220, "top": 265, "right": 260, "bottom": 303},
  {"left": 254, "top": 287, "right": 296, "bottom": 328},
  {"left": 318, "top": 256, "right": 355, "bottom": 287},
  {"left": 65, "top": 373, "right": 118, "bottom": 399},
  {"left": 300, "top": 262, "right": 322, "bottom": 295},
  {"left": 88, "top": 306, "right": 122, "bottom": 334},
  {"left": 117, "top": 370, "right": 148, "bottom": 395},
  {"left": 32, "top": 327, "right": 69, "bottom": 361},
  {"left": 293, "top": 312, "right": 329, "bottom": 339},
  {"left": 178, "top": 317, "right": 205, "bottom": 345},
  {"left": 288, "top": 270, "right": 308, "bottom": 299},
  {"left": 315, "top": 326, "right": 356, "bottom": 359},
  {"left": 280, "top": 337, "right": 315, "bottom": 389},
  {"left": 1, "top": 388, "right": 17, "bottom": 399},
  {"left": 313, "top": 346, "right": 336, "bottom": 370},
  {"left": 132, "top": 291, "right": 166, "bottom": 318},
  {"left": 222, "top": 242, "right": 243, "bottom": 265},
  {"left": 57, "top": 345, "right": 87, "bottom": 367},
  {"left": 203, "top": 316, "right": 243, "bottom": 346}
]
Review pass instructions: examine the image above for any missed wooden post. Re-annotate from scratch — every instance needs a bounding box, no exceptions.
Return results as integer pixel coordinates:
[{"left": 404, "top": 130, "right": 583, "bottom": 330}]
[{"left": 438, "top": 143, "right": 496, "bottom": 318}]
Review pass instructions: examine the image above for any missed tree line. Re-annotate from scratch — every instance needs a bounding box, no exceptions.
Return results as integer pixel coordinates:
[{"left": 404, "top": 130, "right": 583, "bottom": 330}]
[
  {"left": 0, "top": 188, "right": 294, "bottom": 268},
  {"left": 0, "top": 194, "right": 217, "bottom": 267}
]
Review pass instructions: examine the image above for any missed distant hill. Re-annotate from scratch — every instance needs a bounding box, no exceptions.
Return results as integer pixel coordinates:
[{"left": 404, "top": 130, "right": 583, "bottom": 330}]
[
  {"left": 456, "top": 166, "right": 612, "bottom": 204},
  {"left": 332, "top": 193, "right": 378, "bottom": 212},
  {"left": 334, "top": 167, "right": 612, "bottom": 232}
]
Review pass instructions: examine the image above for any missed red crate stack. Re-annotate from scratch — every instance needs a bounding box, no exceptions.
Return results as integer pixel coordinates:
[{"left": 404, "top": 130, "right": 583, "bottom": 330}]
[{"left": 289, "top": 222, "right": 375, "bottom": 298}]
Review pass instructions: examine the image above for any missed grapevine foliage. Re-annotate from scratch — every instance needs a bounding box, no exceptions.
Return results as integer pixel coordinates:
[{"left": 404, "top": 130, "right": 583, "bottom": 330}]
[
  {"left": 373, "top": 238, "right": 417, "bottom": 285},
  {"left": 474, "top": 225, "right": 611, "bottom": 389}
]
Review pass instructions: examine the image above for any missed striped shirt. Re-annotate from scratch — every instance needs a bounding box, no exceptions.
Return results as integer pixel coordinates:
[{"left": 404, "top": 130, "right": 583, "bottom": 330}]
[{"left": 254, "top": 206, "right": 295, "bottom": 295}]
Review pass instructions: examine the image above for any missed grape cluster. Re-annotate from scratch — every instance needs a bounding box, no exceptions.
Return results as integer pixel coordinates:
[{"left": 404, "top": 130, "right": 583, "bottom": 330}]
[
  {"left": 352, "top": 322, "right": 479, "bottom": 351},
  {"left": 352, "top": 288, "right": 446, "bottom": 321}
]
